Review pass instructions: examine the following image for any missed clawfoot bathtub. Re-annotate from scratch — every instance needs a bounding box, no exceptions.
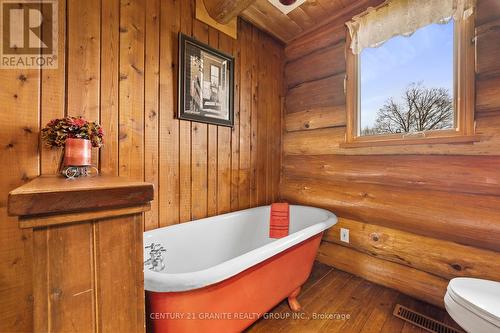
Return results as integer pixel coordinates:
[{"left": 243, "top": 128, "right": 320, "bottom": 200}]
[{"left": 144, "top": 205, "right": 337, "bottom": 332}]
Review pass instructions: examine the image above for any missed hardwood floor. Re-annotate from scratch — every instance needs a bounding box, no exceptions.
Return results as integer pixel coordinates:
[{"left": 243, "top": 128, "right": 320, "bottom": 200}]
[{"left": 246, "top": 262, "right": 463, "bottom": 333}]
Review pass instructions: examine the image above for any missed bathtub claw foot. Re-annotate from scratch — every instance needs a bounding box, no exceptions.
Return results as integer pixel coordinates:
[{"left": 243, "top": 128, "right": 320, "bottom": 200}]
[{"left": 288, "top": 287, "right": 302, "bottom": 312}]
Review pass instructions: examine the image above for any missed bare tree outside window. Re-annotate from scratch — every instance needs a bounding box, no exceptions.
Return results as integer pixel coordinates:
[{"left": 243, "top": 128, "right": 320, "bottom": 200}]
[
  {"left": 361, "top": 83, "right": 453, "bottom": 136},
  {"left": 358, "top": 21, "right": 455, "bottom": 138}
]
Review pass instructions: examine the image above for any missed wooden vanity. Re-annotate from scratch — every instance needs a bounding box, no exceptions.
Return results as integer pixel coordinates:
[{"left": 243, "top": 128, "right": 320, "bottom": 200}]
[{"left": 8, "top": 175, "right": 153, "bottom": 332}]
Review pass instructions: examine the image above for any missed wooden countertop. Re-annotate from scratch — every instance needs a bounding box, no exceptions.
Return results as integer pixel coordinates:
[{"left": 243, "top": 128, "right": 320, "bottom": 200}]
[{"left": 8, "top": 175, "right": 154, "bottom": 217}]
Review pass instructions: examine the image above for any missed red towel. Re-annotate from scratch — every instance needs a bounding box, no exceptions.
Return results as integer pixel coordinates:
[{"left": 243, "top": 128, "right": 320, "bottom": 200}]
[{"left": 269, "top": 203, "right": 289, "bottom": 238}]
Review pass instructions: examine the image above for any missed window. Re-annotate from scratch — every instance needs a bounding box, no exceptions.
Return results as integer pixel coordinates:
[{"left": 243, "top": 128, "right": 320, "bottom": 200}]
[
  {"left": 344, "top": 1, "right": 476, "bottom": 147},
  {"left": 360, "top": 22, "right": 454, "bottom": 136},
  {"left": 210, "top": 64, "right": 220, "bottom": 86}
]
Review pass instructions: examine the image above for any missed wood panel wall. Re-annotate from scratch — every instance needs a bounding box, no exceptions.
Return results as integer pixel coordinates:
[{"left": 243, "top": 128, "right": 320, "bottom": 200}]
[
  {"left": 281, "top": 0, "right": 500, "bottom": 307},
  {"left": 0, "top": 0, "right": 284, "bottom": 330}
]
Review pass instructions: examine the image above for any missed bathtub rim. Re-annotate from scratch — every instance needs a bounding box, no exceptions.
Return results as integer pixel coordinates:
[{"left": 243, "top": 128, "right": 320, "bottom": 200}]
[{"left": 144, "top": 205, "right": 337, "bottom": 292}]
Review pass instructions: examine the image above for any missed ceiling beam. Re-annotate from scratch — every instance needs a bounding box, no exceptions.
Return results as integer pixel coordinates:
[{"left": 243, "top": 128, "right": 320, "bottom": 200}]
[{"left": 203, "top": 0, "right": 256, "bottom": 24}]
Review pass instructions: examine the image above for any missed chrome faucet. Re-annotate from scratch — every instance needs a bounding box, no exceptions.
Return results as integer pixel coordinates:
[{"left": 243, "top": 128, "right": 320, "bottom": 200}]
[{"left": 144, "top": 243, "right": 167, "bottom": 272}]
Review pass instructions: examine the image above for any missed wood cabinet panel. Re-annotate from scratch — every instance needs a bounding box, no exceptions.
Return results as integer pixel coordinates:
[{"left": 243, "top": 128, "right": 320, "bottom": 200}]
[
  {"left": 48, "top": 223, "right": 96, "bottom": 332},
  {"left": 8, "top": 176, "right": 154, "bottom": 216},
  {"left": 32, "top": 223, "right": 96, "bottom": 332},
  {"left": 9, "top": 177, "right": 151, "bottom": 332},
  {"left": 30, "top": 216, "right": 146, "bottom": 332},
  {"left": 96, "top": 215, "right": 144, "bottom": 332}
]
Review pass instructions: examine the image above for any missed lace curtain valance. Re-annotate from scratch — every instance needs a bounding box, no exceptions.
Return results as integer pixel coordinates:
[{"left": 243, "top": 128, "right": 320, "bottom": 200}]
[{"left": 346, "top": 0, "right": 475, "bottom": 55}]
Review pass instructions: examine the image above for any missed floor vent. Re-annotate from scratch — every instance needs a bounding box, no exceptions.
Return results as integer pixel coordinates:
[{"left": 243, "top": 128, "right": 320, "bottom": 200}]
[{"left": 393, "top": 304, "right": 462, "bottom": 333}]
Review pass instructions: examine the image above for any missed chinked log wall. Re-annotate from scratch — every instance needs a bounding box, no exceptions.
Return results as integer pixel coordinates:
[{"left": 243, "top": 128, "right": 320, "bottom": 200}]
[
  {"left": 281, "top": 0, "right": 500, "bottom": 307},
  {"left": 0, "top": 0, "right": 284, "bottom": 330}
]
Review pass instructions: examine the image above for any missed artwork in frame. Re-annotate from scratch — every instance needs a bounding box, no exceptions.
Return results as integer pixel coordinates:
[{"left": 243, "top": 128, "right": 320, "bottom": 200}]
[{"left": 178, "top": 33, "right": 234, "bottom": 127}]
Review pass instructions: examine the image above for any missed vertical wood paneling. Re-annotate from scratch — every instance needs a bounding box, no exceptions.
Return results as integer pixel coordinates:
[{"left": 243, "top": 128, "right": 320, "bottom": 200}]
[
  {"left": 265, "top": 35, "right": 273, "bottom": 203},
  {"left": 230, "top": 30, "right": 241, "bottom": 211},
  {"left": 36, "top": 3, "right": 67, "bottom": 331},
  {"left": 67, "top": 0, "right": 100, "bottom": 164},
  {"left": 159, "top": 0, "right": 181, "bottom": 227},
  {"left": 271, "top": 41, "right": 284, "bottom": 202},
  {"left": 208, "top": 120, "right": 218, "bottom": 215},
  {"left": 100, "top": 0, "right": 120, "bottom": 176},
  {"left": 238, "top": 20, "right": 253, "bottom": 209},
  {"left": 0, "top": 2, "right": 284, "bottom": 327},
  {"left": 257, "top": 33, "right": 270, "bottom": 205},
  {"left": 119, "top": 0, "right": 145, "bottom": 180},
  {"left": 41, "top": 0, "right": 66, "bottom": 175},
  {"left": 179, "top": 0, "right": 194, "bottom": 223},
  {"left": 218, "top": 33, "right": 233, "bottom": 214},
  {"left": 191, "top": 18, "right": 209, "bottom": 220},
  {"left": 0, "top": 63, "right": 39, "bottom": 333},
  {"left": 144, "top": 0, "right": 160, "bottom": 230},
  {"left": 249, "top": 26, "right": 259, "bottom": 206},
  {"left": 208, "top": 27, "right": 219, "bottom": 217}
]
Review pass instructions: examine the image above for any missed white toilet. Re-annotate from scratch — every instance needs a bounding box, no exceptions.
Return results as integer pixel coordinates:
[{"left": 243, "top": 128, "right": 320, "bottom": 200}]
[{"left": 445, "top": 278, "right": 500, "bottom": 333}]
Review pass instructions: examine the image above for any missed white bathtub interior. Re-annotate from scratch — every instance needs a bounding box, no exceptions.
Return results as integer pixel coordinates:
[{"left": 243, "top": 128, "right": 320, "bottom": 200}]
[{"left": 144, "top": 205, "right": 337, "bottom": 292}]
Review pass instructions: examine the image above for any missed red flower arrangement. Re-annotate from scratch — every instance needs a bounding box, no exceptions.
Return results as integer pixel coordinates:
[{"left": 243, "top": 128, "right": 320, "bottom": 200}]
[{"left": 41, "top": 117, "right": 104, "bottom": 148}]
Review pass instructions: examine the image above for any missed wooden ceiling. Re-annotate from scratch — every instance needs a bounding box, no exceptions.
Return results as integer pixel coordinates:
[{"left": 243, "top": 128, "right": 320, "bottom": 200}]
[{"left": 241, "top": 0, "right": 383, "bottom": 43}]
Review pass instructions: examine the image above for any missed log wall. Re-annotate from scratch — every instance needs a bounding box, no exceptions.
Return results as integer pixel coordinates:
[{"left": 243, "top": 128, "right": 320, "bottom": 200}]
[{"left": 281, "top": 0, "right": 500, "bottom": 307}]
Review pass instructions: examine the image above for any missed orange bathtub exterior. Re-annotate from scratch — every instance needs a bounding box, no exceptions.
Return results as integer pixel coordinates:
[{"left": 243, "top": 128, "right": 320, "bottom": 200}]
[{"left": 146, "top": 233, "right": 323, "bottom": 333}]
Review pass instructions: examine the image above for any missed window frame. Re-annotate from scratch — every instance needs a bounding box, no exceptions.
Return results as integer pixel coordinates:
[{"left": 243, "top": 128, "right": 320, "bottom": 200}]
[{"left": 343, "top": 13, "right": 477, "bottom": 148}]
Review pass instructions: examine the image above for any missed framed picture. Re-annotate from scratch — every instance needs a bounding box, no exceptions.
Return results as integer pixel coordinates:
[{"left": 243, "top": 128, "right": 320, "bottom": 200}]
[{"left": 178, "top": 33, "right": 234, "bottom": 127}]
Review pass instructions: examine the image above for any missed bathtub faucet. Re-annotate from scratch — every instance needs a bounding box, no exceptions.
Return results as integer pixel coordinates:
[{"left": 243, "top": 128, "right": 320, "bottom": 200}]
[{"left": 144, "top": 243, "right": 167, "bottom": 272}]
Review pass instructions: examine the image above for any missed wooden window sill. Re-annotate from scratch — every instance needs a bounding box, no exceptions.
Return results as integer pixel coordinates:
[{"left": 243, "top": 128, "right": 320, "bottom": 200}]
[{"left": 340, "top": 134, "right": 481, "bottom": 148}]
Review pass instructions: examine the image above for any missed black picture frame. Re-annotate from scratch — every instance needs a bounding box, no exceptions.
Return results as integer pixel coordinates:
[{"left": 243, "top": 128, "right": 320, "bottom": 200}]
[{"left": 178, "top": 33, "right": 234, "bottom": 127}]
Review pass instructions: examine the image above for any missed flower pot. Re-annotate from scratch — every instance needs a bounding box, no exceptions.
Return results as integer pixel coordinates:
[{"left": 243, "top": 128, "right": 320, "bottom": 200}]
[{"left": 64, "top": 138, "right": 92, "bottom": 166}]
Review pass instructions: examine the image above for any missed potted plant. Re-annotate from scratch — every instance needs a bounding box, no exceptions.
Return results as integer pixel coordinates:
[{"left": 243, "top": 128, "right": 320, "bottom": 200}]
[{"left": 41, "top": 117, "right": 103, "bottom": 176}]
